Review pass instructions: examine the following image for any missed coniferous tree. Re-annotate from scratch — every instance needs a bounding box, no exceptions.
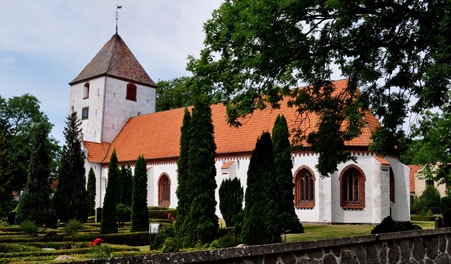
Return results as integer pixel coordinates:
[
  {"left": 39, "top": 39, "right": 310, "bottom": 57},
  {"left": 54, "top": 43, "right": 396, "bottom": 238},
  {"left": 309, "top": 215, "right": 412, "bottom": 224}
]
[
  {"left": 272, "top": 115, "right": 303, "bottom": 233},
  {"left": 175, "top": 108, "right": 192, "bottom": 245},
  {"left": 131, "top": 155, "right": 149, "bottom": 232},
  {"left": 100, "top": 150, "right": 119, "bottom": 234},
  {"left": 119, "top": 164, "right": 133, "bottom": 206},
  {"left": 219, "top": 178, "right": 243, "bottom": 227},
  {"left": 184, "top": 95, "right": 218, "bottom": 246},
  {"left": 242, "top": 132, "right": 280, "bottom": 245},
  {"left": 15, "top": 121, "right": 56, "bottom": 227},
  {"left": 0, "top": 129, "right": 12, "bottom": 217},
  {"left": 86, "top": 167, "right": 96, "bottom": 216},
  {"left": 54, "top": 110, "right": 88, "bottom": 222}
]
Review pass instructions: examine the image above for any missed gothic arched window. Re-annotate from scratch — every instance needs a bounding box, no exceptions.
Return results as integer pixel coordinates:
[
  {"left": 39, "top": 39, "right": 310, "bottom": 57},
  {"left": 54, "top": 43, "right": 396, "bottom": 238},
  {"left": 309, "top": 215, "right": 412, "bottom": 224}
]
[
  {"left": 294, "top": 167, "right": 315, "bottom": 209},
  {"left": 340, "top": 165, "right": 366, "bottom": 209},
  {"left": 158, "top": 174, "right": 170, "bottom": 207}
]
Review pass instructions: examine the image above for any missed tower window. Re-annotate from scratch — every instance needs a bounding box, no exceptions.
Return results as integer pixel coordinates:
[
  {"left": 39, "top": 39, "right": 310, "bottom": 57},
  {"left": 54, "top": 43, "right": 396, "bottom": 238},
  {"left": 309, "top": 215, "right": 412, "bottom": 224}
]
[
  {"left": 82, "top": 107, "right": 89, "bottom": 120},
  {"left": 83, "top": 83, "right": 90, "bottom": 99},
  {"left": 126, "top": 83, "right": 137, "bottom": 101}
]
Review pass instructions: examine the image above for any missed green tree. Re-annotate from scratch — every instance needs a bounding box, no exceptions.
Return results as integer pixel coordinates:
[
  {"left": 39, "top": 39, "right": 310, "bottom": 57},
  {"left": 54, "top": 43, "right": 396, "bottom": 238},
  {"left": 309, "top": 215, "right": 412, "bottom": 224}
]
[
  {"left": 15, "top": 121, "right": 56, "bottom": 227},
  {"left": 0, "top": 128, "right": 12, "bottom": 217},
  {"left": 272, "top": 115, "right": 303, "bottom": 233},
  {"left": 218, "top": 178, "right": 243, "bottom": 228},
  {"left": 417, "top": 185, "right": 441, "bottom": 215},
  {"left": 119, "top": 164, "right": 133, "bottom": 206},
  {"left": 175, "top": 108, "right": 192, "bottom": 245},
  {"left": 184, "top": 95, "right": 218, "bottom": 246},
  {"left": 87, "top": 167, "right": 96, "bottom": 216},
  {"left": 53, "top": 109, "right": 88, "bottom": 222},
  {"left": 242, "top": 132, "right": 280, "bottom": 245},
  {"left": 156, "top": 77, "right": 195, "bottom": 111},
  {"left": 189, "top": 0, "right": 450, "bottom": 176},
  {"left": 100, "top": 150, "right": 119, "bottom": 234},
  {"left": 131, "top": 155, "right": 149, "bottom": 232}
]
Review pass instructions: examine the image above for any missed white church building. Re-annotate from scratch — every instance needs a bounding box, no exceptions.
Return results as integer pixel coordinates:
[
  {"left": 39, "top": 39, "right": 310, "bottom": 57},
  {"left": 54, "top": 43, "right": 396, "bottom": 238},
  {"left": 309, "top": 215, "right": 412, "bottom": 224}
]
[{"left": 69, "top": 34, "right": 411, "bottom": 225}]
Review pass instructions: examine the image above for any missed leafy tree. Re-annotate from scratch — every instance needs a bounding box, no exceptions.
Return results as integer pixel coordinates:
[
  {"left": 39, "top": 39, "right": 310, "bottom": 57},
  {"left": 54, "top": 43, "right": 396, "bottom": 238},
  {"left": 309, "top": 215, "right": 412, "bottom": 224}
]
[
  {"left": 189, "top": 0, "right": 450, "bottom": 176},
  {"left": 156, "top": 77, "right": 195, "bottom": 111},
  {"left": 15, "top": 121, "right": 56, "bottom": 227},
  {"left": 417, "top": 185, "right": 441, "bottom": 215},
  {"left": 100, "top": 150, "right": 119, "bottom": 234},
  {"left": 131, "top": 155, "right": 149, "bottom": 232},
  {"left": 175, "top": 108, "right": 192, "bottom": 245},
  {"left": 119, "top": 164, "right": 133, "bottom": 206},
  {"left": 87, "top": 167, "right": 96, "bottom": 216},
  {"left": 218, "top": 178, "right": 243, "bottom": 228},
  {"left": 53, "top": 109, "right": 88, "bottom": 222},
  {"left": 272, "top": 115, "right": 303, "bottom": 233},
  {"left": 242, "top": 132, "right": 280, "bottom": 245},
  {"left": 0, "top": 94, "right": 59, "bottom": 198},
  {"left": 184, "top": 94, "right": 218, "bottom": 246}
]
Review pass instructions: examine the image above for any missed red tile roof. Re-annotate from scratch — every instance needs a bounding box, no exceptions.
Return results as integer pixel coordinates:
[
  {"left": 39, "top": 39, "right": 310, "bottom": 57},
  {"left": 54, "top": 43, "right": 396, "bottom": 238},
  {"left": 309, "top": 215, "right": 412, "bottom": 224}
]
[
  {"left": 70, "top": 34, "right": 156, "bottom": 87},
  {"left": 85, "top": 79, "right": 380, "bottom": 163},
  {"left": 374, "top": 156, "right": 390, "bottom": 166},
  {"left": 409, "top": 165, "right": 422, "bottom": 194}
]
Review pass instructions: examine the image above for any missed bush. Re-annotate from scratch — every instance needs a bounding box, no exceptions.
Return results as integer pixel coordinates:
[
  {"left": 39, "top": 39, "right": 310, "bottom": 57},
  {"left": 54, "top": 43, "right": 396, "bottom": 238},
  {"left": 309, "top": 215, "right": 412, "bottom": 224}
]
[
  {"left": 148, "top": 208, "right": 177, "bottom": 220},
  {"left": 20, "top": 220, "right": 38, "bottom": 237},
  {"left": 162, "top": 237, "right": 179, "bottom": 253},
  {"left": 90, "top": 243, "right": 114, "bottom": 259},
  {"left": 417, "top": 185, "right": 441, "bottom": 215},
  {"left": 116, "top": 203, "right": 131, "bottom": 226},
  {"left": 371, "top": 216, "right": 422, "bottom": 234},
  {"left": 65, "top": 219, "right": 84, "bottom": 239}
]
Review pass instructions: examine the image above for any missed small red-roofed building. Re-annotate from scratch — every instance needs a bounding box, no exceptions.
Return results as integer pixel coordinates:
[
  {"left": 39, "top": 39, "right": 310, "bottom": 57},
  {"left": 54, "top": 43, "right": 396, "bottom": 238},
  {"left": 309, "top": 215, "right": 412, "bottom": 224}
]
[{"left": 69, "top": 34, "right": 410, "bottom": 225}]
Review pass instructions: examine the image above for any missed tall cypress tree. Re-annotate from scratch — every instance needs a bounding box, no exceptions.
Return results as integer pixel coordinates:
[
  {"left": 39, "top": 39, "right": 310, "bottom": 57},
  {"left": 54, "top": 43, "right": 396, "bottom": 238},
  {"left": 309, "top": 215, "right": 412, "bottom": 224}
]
[
  {"left": 0, "top": 129, "right": 12, "bottom": 217},
  {"left": 100, "top": 150, "right": 119, "bottom": 234},
  {"left": 219, "top": 178, "right": 243, "bottom": 227},
  {"left": 185, "top": 95, "right": 218, "bottom": 246},
  {"left": 175, "top": 108, "right": 191, "bottom": 245},
  {"left": 131, "top": 155, "right": 149, "bottom": 232},
  {"left": 15, "top": 121, "right": 56, "bottom": 227},
  {"left": 242, "top": 132, "right": 280, "bottom": 245},
  {"left": 86, "top": 167, "right": 96, "bottom": 216},
  {"left": 119, "top": 164, "right": 132, "bottom": 206},
  {"left": 272, "top": 115, "right": 303, "bottom": 233},
  {"left": 54, "top": 110, "right": 88, "bottom": 222}
]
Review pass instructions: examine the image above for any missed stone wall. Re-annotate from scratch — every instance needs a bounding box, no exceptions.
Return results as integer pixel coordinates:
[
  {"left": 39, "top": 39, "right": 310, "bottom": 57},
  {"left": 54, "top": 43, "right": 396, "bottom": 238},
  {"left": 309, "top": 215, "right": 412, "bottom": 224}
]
[{"left": 76, "top": 228, "right": 451, "bottom": 263}]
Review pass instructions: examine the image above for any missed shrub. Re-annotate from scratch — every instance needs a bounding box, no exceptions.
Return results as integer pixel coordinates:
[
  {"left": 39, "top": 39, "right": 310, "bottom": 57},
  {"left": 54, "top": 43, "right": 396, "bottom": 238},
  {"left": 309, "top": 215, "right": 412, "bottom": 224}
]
[
  {"left": 115, "top": 203, "right": 131, "bottom": 227},
  {"left": 162, "top": 237, "right": 179, "bottom": 253},
  {"left": 371, "top": 216, "right": 422, "bottom": 234},
  {"left": 417, "top": 185, "right": 441, "bottom": 215},
  {"left": 65, "top": 219, "right": 84, "bottom": 239},
  {"left": 20, "top": 220, "right": 37, "bottom": 237},
  {"left": 90, "top": 243, "right": 113, "bottom": 259}
]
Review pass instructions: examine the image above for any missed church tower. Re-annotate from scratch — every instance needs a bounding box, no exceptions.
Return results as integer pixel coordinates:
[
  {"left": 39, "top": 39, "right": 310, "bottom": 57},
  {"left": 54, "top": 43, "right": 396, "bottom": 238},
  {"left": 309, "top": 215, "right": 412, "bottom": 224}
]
[{"left": 69, "top": 34, "right": 157, "bottom": 143}]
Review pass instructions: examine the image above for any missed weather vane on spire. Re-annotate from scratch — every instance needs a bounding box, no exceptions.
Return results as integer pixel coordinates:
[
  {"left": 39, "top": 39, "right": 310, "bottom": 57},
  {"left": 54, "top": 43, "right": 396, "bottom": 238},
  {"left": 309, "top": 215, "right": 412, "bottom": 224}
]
[{"left": 116, "top": 4, "right": 122, "bottom": 34}]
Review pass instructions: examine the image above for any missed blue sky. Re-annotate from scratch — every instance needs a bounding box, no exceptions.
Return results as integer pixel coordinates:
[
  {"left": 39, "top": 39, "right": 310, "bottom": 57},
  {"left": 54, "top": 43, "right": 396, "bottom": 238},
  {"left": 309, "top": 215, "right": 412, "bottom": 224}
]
[{"left": 0, "top": 0, "right": 223, "bottom": 144}]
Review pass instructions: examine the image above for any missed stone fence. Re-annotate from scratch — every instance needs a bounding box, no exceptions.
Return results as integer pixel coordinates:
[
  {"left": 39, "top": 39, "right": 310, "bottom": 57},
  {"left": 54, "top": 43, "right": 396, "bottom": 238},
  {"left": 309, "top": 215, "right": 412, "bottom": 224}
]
[{"left": 76, "top": 227, "right": 451, "bottom": 263}]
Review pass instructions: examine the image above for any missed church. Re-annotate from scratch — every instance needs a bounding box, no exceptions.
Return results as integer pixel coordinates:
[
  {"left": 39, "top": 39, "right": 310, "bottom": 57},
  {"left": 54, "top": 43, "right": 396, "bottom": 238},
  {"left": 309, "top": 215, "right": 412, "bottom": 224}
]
[{"left": 69, "top": 33, "right": 411, "bottom": 225}]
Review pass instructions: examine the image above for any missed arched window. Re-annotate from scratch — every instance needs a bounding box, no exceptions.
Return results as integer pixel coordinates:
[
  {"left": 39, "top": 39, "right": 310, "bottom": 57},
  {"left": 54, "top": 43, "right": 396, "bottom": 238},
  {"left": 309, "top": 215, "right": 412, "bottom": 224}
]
[
  {"left": 294, "top": 167, "right": 315, "bottom": 209},
  {"left": 390, "top": 168, "right": 395, "bottom": 203},
  {"left": 126, "top": 83, "right": 137, "bottom": 101},
  {"left": 158, "top": 174, "right": 170, "bottom": 207},
  {"left": 340, "top": 165, "right": 366, "bottom": 209}
]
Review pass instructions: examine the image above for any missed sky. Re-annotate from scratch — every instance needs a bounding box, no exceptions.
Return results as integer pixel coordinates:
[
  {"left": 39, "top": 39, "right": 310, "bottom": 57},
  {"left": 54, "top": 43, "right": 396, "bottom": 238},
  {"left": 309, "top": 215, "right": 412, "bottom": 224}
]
[{"left": 0, "top": 0, "right": 223, "bottom": 144}]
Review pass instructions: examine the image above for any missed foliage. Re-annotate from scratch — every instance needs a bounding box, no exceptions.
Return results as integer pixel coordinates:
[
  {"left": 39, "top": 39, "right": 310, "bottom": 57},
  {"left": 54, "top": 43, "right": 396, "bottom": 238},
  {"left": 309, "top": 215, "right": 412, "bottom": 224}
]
[
  {"left": 116, "top": 203, "right": 131, "bottom": 226},
  {"left": 209, "top": 230, "right": 239, "bottom": 249},
  {"left": 90, "top": 243, "right": 114, "bottom": 259},
  {"left": 242, "top": 132, "right": 280, "bottom": 245},
  {"left": 156, "top": 77, "right": 195, "bottom": 111},
  {"left": 119, "top": 164, "right": 133, "bottom": 206},
  {"left": 15, "top": 121, "right": 57, "bottom": 227},
  {"left": 417, "top": 185, "right": 441, "bottom": 215},
  {"left": 86, "top": 167, "right": 96, "bottom": 216},
  {"left": 161, "top": 237, "right": 179, "bottom": 253},
  {"left": 20, "top": 220, "right": 38, "bottom": 237},
  {"left": 371, "top": 216, "right": 421, "bottom": 234},
  {"left": 175, "top": 108, "right": 191, "bottom": 246},
  {"left": 65, "top": 219, "right": 84, "bottom": 239},
  {"left": 272, "top": 115, "right": 303, "bottom": 233},
  {"left": 53, "top": 109, "right": 88, "bottom": 222},
  {"left": 189, "top": 0, "right": 450, "bottom": 176},
  {"left": 0, "top": 94, "right": 59, "bottom": 216},
  {"left": 101, "top": 150, "right": 119, "bottom": 234},
  {"left": 184, "top": 95, "right": 219, "bottom": 246},
  {"left": 440, "top": 196, "right": 451, "bottom": 227},
  {"left": 131, "top": 155, "right": 149, "bottom": 232},
  {"left": 218, "top": 178, "right": 243, "bottom": 228}
]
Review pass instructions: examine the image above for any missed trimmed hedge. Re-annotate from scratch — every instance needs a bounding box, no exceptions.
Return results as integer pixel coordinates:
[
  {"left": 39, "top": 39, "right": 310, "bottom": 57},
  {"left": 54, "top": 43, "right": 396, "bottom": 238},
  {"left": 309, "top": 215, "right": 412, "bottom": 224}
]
[{"left": 148, "top": 208, "right": 177, "bottom": 220}]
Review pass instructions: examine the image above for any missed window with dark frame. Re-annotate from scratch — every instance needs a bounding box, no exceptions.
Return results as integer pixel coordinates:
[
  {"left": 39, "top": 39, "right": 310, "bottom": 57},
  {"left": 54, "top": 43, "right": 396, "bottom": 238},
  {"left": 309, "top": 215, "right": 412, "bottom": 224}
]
[
  {"left": 158, "top": 174, "right": 170, "bottom": 207},
  {"left": 295, "top": 167, "right": 315, "bottom": 209},
  {"left": 81, "top": 107, "right": 89, "bottom": 120},
  {"left": 126, "top": 83, "right": 137, "bottom": 101},
  {"left": 83, "top": 82, "right": 90, "bottom": 99},
  {"left": 340, "top": 166, "right": 365, "bottom": 209}
]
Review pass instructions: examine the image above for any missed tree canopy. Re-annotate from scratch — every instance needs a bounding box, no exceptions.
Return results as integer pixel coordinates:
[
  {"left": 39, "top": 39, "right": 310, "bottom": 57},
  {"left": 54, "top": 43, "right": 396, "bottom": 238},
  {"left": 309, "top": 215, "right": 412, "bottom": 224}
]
[
  {"left": 156, "top": 77, "right": 195, "bottom": 111},
  {"left": 189, "top": 0, "right": 450, "bottom": 176}
]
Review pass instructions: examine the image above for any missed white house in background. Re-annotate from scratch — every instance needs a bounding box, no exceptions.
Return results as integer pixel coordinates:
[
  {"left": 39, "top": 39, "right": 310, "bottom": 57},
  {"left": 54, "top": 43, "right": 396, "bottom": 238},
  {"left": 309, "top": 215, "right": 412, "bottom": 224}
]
[
  {"left": 409, "top": 164, "right": 448, "bottom": 198},
  {"left": 69, "top": 33, "right": 411, "bottom": 225}
]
